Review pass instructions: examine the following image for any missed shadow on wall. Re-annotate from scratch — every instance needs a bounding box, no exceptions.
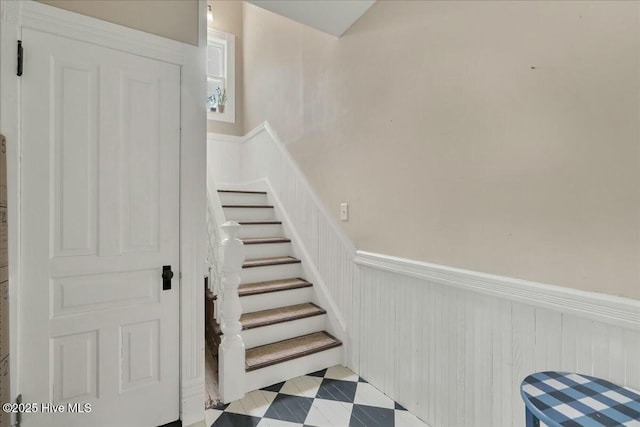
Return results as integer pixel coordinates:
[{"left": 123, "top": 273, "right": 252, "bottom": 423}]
[{"left": 241, "top": 0, "right": 640, "bottom": 300}]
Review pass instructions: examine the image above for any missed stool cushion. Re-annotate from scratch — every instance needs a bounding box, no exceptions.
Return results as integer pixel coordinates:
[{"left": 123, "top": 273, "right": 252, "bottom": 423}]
[{"left": 521, "top": 371, "right": 640, "bottom": 427}]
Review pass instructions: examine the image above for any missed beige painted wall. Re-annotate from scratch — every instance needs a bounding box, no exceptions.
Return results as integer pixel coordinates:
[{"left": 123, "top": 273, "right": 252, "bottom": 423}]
[
  {"left": 207, "top": 0, "right": 244, "bottom": 136},
  {"left": 37, "top": 0, "right": 198, "bottom": 45},
  {"left": 243, "top": 1, "right": 640, "bottom": 299}
]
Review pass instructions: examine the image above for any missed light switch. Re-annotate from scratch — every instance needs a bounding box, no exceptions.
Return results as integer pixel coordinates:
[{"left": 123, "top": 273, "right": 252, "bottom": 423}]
[{"left": 340, "top": 203, "right": 349, "bottom": 221}]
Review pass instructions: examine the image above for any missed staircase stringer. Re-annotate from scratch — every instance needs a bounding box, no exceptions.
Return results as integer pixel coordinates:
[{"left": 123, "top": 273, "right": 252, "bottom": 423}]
[{"left": 260, "top": 177, "right": 348, "bottom": 365}]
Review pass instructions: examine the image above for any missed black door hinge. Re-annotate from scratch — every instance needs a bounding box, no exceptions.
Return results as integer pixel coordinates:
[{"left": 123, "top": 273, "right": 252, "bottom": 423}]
[
  {"left": 17, "top": 40, "right": 23, "bottom": 76},
  {"left": 16, "top": 394, "right": 22, "bottom": 427}
]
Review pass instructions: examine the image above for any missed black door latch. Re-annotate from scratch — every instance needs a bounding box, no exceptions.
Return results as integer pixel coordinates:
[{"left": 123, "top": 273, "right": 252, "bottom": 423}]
[{"left": 162, "top": 265, "right": 174, "bottom": 290}]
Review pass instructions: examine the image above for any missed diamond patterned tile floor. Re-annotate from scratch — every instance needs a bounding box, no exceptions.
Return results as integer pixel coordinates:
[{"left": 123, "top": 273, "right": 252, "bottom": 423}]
[{"left": 205, "top": 366, "right": 428, "bottom": 427}]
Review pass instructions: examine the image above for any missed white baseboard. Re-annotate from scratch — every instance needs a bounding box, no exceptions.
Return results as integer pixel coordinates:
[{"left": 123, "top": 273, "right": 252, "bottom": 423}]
[{"left": 181, "top": 382, "right": 206, "bottom": 427}]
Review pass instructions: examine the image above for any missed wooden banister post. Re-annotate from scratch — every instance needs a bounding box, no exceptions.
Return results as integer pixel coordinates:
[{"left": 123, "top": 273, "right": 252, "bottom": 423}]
[{"left": 218, "top": 221, "right": 246, "bottom": 403}]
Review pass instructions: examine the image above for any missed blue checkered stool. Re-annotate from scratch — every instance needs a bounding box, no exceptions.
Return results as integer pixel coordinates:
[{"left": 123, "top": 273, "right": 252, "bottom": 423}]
[{"left": 520, "top": 371, "right": 640, "bottom": 427}]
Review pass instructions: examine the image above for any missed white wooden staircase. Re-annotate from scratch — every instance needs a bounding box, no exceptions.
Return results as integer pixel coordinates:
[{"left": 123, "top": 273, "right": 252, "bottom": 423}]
[{"left": 214, "top": 189, "right": 342, "bottom": 398}]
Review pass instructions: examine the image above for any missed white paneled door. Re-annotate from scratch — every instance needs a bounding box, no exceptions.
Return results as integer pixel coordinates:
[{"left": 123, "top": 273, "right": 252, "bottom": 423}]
[{"left": 20, "top": 28, "right": 180, "bottom": 427}]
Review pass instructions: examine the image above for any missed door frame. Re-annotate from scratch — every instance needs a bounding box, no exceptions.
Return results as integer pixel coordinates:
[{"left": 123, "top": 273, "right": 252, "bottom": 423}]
[{"left": 0, "top": 1, "right": 207, "bottom": 425}]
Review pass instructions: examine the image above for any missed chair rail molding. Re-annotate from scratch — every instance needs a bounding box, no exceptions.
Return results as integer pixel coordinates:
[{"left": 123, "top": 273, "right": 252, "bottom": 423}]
[
  {"left": 354, "top": 251, "right": 640, "bottom": 330},
  {"left": 355, "top": 250, "right": 639, "bottom": 427},
  {"left": 208, "top": 121, "right": 640, "bottom": 427}
]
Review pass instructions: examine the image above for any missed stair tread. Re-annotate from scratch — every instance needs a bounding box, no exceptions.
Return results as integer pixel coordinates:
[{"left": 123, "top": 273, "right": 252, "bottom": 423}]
[
  {"left": 245, "top": 331, "right": 342, "bottom": 372},
  {"left": 222, "top": 204, "right": 273, "bottom": 208},
  {"left": 243, "top": 256, "right": 301, "bottom": 268},
  {"left": 238, "top": 220, "right": 282, "bottom": 225},
  {"left": 218, "top": 189, "right": 267, "bottom": 194},
  {"left": 239, "top": 278, "right": 312, "bottom": 296},
  {"left": 241, "top": 237, "right": 291, "bottom": 245},
  {"left": 241, "top": 303, "right": 325, "bottom": 330}
]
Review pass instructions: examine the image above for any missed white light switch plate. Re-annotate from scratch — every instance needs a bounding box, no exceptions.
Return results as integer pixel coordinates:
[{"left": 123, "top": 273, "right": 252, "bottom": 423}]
[{"left": 340, "top": 203, "right": 349, "bottom": 221}]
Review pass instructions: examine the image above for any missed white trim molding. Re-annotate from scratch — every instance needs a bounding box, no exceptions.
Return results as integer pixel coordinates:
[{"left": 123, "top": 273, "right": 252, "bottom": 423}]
[
  {"left": 208, "top": 121, "right": 640, "bottom": 427},
  {"left": 181, "top": 381, "right": 207, "bottom": 427},
  {"left": 247, "top": 121, "right": 356, "bottom": 255},
  {"left": 207, "top": 132, "right": 244, "bottom": 144},
  {"left": 1, "top": 1, "right": 207, "bottom": 425},
  {"left": 207, "top": 122, "right": 357, "bottom": 366},
  {"left": 18, "top": 1, "right": 186, "bottom": 65},
  {"left": 180, "top": 1, "right": 207, "bottom": 425},
  {"left": 355, "top": 250, "right": 639, "bottom": 426},
  {"left": 0, "top": 3, "right": 22, "bottom": 424},
  {"left": 263, "top": 177, "right": 348, "bottom": 335},
  {"left": 207, "top": 29, "right": 235, "bottom": 123},
  {"left": 355, "top": 251, "right": 640, "bottom": 330}
]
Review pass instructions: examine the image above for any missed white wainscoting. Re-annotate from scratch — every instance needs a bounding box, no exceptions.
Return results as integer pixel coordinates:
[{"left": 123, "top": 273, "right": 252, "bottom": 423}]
[
  {"left": 209, "top": 123, "right": 360, "bottom": 368},
  {"left": 208, "top": 123, "right": 640, "bottom": 427},
  {"left": 355, "top": 251, "right": 640, "bottom": 427},
  {"left": 243, "top": 123, "right": 358, "bottom": 366},
  {"left": 207, "top": 133, "right": 244, "bottom": 185}
]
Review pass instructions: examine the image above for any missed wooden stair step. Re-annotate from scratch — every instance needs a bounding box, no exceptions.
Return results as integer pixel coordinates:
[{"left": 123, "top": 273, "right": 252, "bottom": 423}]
[
  {"left": 238, "top": 220, "right": 282, "bottom": 225},
  {"left": 241, "top": 237, "right": 291, "bottom": 245},
  {"left": 222, "top": 205, "right": 273, "bottom": 208},
  {"left": 218, "top": 189, "right": 267, "bottom": 194},
  {"left": 239, "top": 278, "right": 312, "bottom": 297},
  {"left": 245, "top": 332, "right": 342, "bottom": 372},
  {"left": 243, "top": 256, "right": 301, "bottom": 268},
  {"left": 241, "top": 303, "right": 325, "bottom": 330}
]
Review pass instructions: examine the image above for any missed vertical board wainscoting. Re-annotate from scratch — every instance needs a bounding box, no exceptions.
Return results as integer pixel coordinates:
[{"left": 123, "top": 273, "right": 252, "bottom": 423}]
[
  {"left": 208, "top": 122, "right": 640, "bottom": 427},
  {"left": 355, "top": 251, "right": 640, "bottom": 427},
  {"left": 235, "top": 123, "right": 360, "bottom": 369}
]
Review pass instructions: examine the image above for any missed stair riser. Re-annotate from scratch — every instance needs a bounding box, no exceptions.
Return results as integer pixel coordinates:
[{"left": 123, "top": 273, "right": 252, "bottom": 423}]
[
  {"left": 237, "top": 224, "right": 284, "bottom": 239},
  {"left": 240, "top": 287, "right": 313, "bottom": 313},
  {"left": 243, "top": 242, "right": 292, "bottom": 259},
  {"left": 218, "top": 192, "right": 268, "bottom": 206},
  {"left": 241, "top": 263, "right": 302, "bottom": 284},
  {"left": 244, "top": 346, "right": 342, "bottom": 393},
  {"left": 223, "top": 207, "right": 275, "bottom": 221},
  {"left": 242, "top": 314, "right": 326, "bottom": 349}
]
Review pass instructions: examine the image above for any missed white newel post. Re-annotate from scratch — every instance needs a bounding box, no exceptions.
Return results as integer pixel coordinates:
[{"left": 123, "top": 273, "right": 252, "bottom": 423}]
[{"left": 219, "top": 221, "right": 246, "bottom": 403}]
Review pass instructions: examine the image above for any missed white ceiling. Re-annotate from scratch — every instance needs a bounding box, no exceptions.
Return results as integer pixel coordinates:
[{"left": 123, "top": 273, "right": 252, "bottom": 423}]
[{"left": 247, "top": 0, "right": 376, "bottom": 37}]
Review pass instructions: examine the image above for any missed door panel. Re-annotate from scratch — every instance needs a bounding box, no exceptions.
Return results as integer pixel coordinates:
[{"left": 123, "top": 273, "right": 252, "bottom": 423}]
[
  {"left": 52, "top": 269, "right": 160, "bottom": 317},
  {"left": 20, "top": 28, "right": 180, "bottom": 427},
  {"left": 120, "top": 320, "right": 160, "bottom": 391},
  {"left": 52, "top": 59, "right": 99, "bottom": 258},
  {"left": 121, "top": 74, "right": 161, "bottom": 253},
  {"left": 52, "top": 331, "right": 98, "bottom": 402}
]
